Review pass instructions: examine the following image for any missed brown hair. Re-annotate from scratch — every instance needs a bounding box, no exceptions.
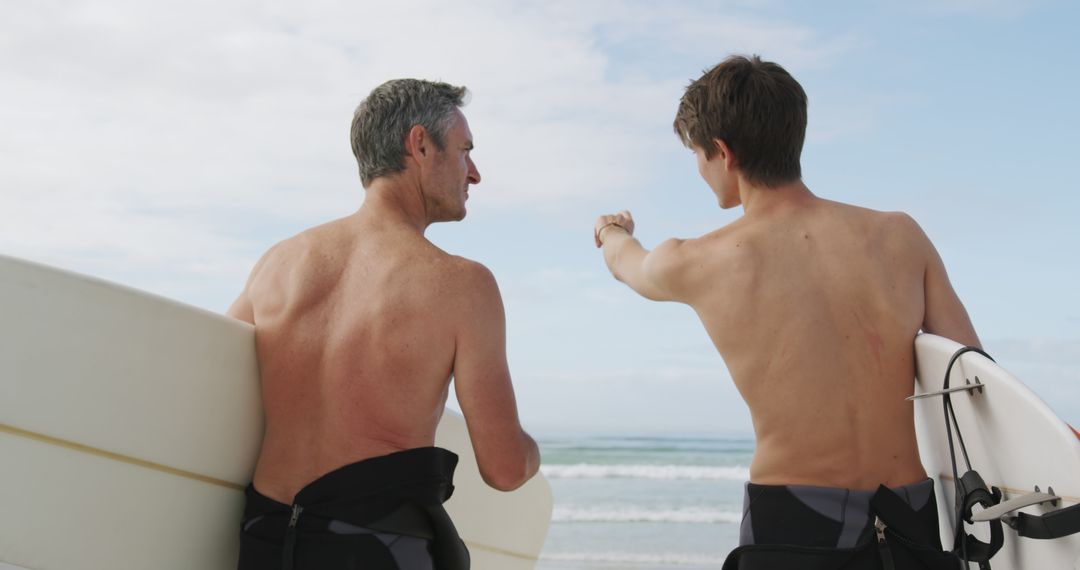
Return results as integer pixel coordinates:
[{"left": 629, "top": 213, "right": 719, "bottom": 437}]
[{"left": 673, "top": 55, "right": 807, "bottom": 188}]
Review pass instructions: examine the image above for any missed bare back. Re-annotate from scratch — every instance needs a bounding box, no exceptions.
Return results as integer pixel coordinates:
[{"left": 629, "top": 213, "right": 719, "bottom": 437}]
[
  {"left": 677, "top": 198, "right": 975, "bottom": 489},
  {"left": 229, "top": 104, "right": 538, "bottom": 502},
  {"left": 232, "top": 215, "right": 468, "bottom": 503}
]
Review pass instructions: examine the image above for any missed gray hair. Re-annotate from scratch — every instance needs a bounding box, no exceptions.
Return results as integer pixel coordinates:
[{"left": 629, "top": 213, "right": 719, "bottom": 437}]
[{"left": 350, "top": 79, "right": 469, "bottom": 187}]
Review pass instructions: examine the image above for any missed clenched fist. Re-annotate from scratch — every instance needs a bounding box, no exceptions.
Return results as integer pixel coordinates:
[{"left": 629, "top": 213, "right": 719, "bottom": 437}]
[{"left": 593, "top": 211, "right": 636, "bottom": 248}]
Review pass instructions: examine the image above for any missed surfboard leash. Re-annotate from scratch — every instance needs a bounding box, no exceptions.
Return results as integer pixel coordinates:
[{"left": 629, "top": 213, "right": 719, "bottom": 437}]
[{"left": 940, "top": 346, "right": 1004, "bottom": 570}]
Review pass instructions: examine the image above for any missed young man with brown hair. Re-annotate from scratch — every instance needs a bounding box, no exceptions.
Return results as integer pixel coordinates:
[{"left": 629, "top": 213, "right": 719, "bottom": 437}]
[{"left": 594, "top": 55, "right": 980, "bottom": 568}]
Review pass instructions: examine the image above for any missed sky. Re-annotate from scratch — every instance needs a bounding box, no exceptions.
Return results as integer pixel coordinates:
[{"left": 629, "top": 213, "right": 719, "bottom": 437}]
[{"left": 2, "top": 0, "right": 1078, "bottom": 434}]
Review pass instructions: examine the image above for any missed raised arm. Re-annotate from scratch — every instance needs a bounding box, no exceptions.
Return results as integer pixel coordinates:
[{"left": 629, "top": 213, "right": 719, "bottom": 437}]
[
  {"left": 906, "top": 215, "right": 981, "bottom": 348},
  {"left": 594, "top": 211, "right": 688, "bottom": 302},
  {"left": 451, "top": 261, "right": 540, "bottom": 491}
]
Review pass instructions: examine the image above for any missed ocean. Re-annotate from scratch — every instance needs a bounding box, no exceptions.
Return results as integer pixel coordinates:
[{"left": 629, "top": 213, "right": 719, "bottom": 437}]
[
  {"left": 0, "top": 433, "right": 753, "bottom": 570},
  {"left": 534, "top": 433, "right": 754, "bottom": 569}
]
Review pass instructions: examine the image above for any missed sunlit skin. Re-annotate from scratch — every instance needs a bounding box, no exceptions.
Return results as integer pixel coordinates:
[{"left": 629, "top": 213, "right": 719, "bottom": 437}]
[
  {"left": 594, "top": 138, "right": 980, "bottom": 490},
  {"left": 227, "top": 108, "right": 538, "bottom": 503},
  {"left": 418, "top": 110, "right": 480, "bottom": 223}
]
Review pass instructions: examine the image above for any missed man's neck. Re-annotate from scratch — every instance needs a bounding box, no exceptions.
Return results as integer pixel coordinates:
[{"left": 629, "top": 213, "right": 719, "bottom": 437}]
[
  {"left": 359, "top": 176, "right": 429, "bottom": 233},
  {"left": 739, "top": 178, "right": 815, "bottom": 216}
]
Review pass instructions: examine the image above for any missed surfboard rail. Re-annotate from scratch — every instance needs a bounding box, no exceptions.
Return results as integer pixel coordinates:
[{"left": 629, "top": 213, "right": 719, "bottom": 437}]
[
  {"left": 912, "top": 333, "right": 1080, "bottom": 570},
  {"left": 0, "top": 253, "right": 552, "bottom": 569}
]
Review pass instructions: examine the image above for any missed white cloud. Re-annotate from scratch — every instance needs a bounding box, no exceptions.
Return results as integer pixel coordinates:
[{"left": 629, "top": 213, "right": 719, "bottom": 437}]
[
  {"left": 0, "top": 1, "right": 845, "bottom": 434},
  {"left": 1, "top": 0, "right": 847, "bottom": 287}
]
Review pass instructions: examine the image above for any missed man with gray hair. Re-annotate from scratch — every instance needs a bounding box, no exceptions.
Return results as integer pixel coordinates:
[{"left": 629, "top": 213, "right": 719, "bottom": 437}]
[{"left": 228, "top": 79, "right": 540, "bottom": 570}]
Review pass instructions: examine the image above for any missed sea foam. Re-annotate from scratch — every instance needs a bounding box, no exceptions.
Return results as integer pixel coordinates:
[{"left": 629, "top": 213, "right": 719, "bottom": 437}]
[
  {"left": 552, "top": 505, "right": 742, "bottom": 524},
  {"left": 541, "top": 463, "right": 750, "bottom": 481},
  {"left": 541, "top": 551, "right": 728, "bottom": 565}
]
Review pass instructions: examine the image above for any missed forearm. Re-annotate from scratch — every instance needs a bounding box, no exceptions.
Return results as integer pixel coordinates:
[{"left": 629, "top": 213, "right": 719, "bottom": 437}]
[
  {"left": 594, "top": 211, "right": 681, "bottom": 302},
  {"left": 601, "top": 229, "right": 648, "bottom": 285}
]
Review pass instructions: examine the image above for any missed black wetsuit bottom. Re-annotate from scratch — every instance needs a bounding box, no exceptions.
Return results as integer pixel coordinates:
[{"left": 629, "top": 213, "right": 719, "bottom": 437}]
[
  {"left": 237, "top": 447, "right": 469, "bottom": 570},
  {"left": 723, "top": 479, "right": 960, "bottom": 569}
]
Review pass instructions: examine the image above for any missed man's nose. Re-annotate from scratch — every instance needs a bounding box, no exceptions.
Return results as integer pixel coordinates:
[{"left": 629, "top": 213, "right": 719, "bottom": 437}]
[{"left": 467, "top": 157, "right": 481, "bottom": 185}]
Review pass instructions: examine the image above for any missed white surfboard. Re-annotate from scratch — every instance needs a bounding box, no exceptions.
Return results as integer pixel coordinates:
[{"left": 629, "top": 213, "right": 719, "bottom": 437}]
[
  {"left": 913, "top": 333, "right": 1080, "bottom": 569},
  {"left": 0, "top": 254, "right": 552, "bottom": 570}
]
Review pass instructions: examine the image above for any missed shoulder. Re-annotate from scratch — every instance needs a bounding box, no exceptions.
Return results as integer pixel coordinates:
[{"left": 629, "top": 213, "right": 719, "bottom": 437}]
[
  {"left": 848, "top": 209, "right": 938, "bottom": 276},
  {"left": 245, "top": 226, "right": 333, "bottom": 297},
  {"left": 686, "top": 218, "right": 754, "bottom": 262},
  {"left": 246, "top": 241, "right": 287, "bottom": 286},
  {"left": 439, "top": 256, "right": 503, "bottom": 307},
  {"left": 832, "top": 200, "right": 919, "bottom": 232},
  {"left": 826, "top": 200, "right": 932, "bottom": 248},
  {"left": 646, "top": 222, "right": 749, "bottom": 300},
  {"left": 879, "top": 209, "right": 923, "bottom": 232},
  {"left": 878, "top": 210, "right": 933, "bottom": 251},
  {"left": 649, "top": 236, "right": 692, "bottom": 266},
  {"left": 647, "top": 232, "right": 725, "bottom": 275},
  {"left": 227, "top": 239, "right": 289, "bottom": 322},
  {"left": 447, "top": 256, "right": 498, "bottom": 288},
  {"left": 250, "top": 230, "right": 313, "bottom": 277},
  {"left": 432, "top": 258, "right": 506, "bottom": 334}
]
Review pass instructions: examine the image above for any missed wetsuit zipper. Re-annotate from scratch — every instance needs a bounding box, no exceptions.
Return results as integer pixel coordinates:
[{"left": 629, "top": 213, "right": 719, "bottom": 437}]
[
  {"left": 289, "top": 504, "right": 303, "bottom": 528},
  {"left": 875, "top": 516, "right": 895, "bottom": 570},
  {"left": 282, "top": 504, "right": 303, "bottom": 570}
]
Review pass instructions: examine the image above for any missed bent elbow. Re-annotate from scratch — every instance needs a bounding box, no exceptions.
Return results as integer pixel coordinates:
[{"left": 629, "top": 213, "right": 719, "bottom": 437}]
[
  {"left": 473, "top": 432, "right": 540, "bottom": 491},
  {"left": 480, "top": 464, "right": 533, "bottom": 492},
  {"left": 483, "top": 475, "right": 524, "bottom": 492}
]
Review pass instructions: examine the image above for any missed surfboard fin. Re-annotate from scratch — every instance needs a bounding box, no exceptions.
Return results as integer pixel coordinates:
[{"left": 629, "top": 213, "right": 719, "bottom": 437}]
[
  {"left": 1003, "top": 502, "right": 1080, "bottom": 540},
  {"left": 970, "top": 488, "right": 1059, "bottom": 522},
  {"left": 907, "top": 377, "right": 984, "bottom": 401},
  {"left": 967, "top": 484, "right": 1080, "bottom": 539}
]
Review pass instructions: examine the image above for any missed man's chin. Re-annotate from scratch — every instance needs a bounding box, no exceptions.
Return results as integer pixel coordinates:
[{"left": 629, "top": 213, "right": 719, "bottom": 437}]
[
  {"left": 718, "top": 196, "right": 741, "bottom": 209},
  {"left": 434, "top": 208, "right": 467, "bottom": 223}
]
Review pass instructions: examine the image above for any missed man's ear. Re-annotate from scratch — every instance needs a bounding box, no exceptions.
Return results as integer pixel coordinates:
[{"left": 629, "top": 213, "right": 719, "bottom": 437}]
[
  {"left": 713, "top": 138, "right": 736, "bottom": 172},
  {"left": 404, "top": 124, "right": 429, "bottom": 159}
]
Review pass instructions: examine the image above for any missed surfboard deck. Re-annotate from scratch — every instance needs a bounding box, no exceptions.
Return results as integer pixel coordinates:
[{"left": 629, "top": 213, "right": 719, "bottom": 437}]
[
  {"left": 0, "top": 254, "right": 552, "bottom": 569},
  {"left": 913, "top": 333, "right": 1080, "bottom": 569}
]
